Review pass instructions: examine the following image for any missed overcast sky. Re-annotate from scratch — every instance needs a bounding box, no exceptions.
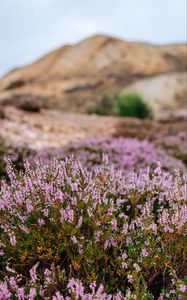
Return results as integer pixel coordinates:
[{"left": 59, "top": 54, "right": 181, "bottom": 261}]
[{"left": 0, "top": 0, "right": 186, "bottom": 77}]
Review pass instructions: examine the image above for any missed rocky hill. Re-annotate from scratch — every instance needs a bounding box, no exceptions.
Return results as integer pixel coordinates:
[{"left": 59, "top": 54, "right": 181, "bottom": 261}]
[{"left": 0, "top": 35, "right": 186, "bottom": 117}]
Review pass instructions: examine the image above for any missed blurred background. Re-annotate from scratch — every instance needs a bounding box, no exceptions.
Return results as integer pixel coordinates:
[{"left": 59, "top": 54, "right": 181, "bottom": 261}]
[
  {"left": 0, "top": 0, "right": 186, "bottom": 76},
  {"left": 0, "top": 0, "right": 186, "bottom": 178}
]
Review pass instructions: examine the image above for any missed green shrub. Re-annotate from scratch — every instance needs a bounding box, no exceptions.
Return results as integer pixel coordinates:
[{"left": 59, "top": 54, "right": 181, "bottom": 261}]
[
  {"left": 88, "top": 93, "right": 116, "bottom": 116},
  {"left": 88, "top": 92, "right": 152, "bottom": 119},
  {"left": 116, "top": 92, "right": 152, "bottom": 119}
]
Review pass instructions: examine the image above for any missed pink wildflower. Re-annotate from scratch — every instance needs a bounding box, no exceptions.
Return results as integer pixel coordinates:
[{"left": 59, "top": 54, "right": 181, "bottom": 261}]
[
  {"left": 141, "top": 248, "right": 148, "bottom": 257},
  {"left": 179, "top": 284, "right": 186, "bottom": 293},
  {"left": 38, "top": 219, "right": 45, "bottom": 226}
]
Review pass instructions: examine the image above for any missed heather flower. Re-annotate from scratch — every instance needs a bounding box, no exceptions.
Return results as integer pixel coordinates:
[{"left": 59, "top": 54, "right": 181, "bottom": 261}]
[
  {"left": 111, "top": 219, "right": 118, "bottom": 231},
  {"left": 133, "top": 263, "right": 141, "bottom": 272},
  {"left": 104, "top": 237, "right": 117, "bottom": 249},
  {"left": 0, "top": 283, "right": 11, "bottom": 300},
  {"left": 141, "top": 249, "right": 149, "bottom": 257},
  {"left": 20, "top": 225, "right": 30, "bottom": 233},
  {"left": 26, "top": 200, "right": 34, "bottom": 212},
  {"left": 71, "top": 236, "right": 78, "bottom": 244},
  {"left": 63, "top": 137, "right": 186, "bottom": 174},
  {"left": 9, "top": 234, "right": 16, "bottom": 246},
  {"left": 0, "top": 249, "right": 4, "bottom": 256},
  {"left": 28, "top": 287, "right": 36, "bottom": 300},
  {"left": 52, "top": 292, "right": 64, "bottom": 300},
  {"left": 42, "top": 208, "right": 49, "bottom": 217},
  {"left": 29, "top": 263, "right": 39, "bottom": 284},
  {"left": 77, "top": 216, "right": 83, "bottom": 227},
  {"left": 127, "top": 274, "right": 133, "bottom": 283},
  {"left": 17, "top": 288, "right": 25, "bottom": 300},
  {"left": 38, "top": 219, "right": 45, "bottom": 226},
  {"left": 0, "top": 156, "right": 185, "bottom": 299},
  {"left": 9, "top": 276, "right": 18, "bottom": 290},
  {"left": 179, "top": 284, "right": 186, "bottom": 293}
]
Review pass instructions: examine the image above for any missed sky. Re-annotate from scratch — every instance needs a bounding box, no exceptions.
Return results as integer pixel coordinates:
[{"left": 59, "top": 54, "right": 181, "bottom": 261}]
[{"left": 0, "top": 0, "right": 186, "bottom": 77}]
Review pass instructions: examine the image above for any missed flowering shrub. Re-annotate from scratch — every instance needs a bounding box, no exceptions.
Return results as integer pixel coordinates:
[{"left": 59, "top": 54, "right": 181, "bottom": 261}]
[
  {"left": 113, "top": 118, "right": 187, "bottom": 167},
  {"left": 88, "top": 92, "right": 152, "bottom": 119},
  {"left": 115, "top": 93, "right": 152, "bottom": 119},
  {"left": 1, "top": 135, "right": 185, "bottom": 182},
  {"left": 0, "top": 140, "right": 32, "bottom": 180},
  {"left": 63, "top": 137, "right": 186, "bottom": 173},
  {"left": 155, "top": 131, "right": 187, "bottom": 166},
  {"left": 0, "top": 156, "right": 186, "bottom": 299}
]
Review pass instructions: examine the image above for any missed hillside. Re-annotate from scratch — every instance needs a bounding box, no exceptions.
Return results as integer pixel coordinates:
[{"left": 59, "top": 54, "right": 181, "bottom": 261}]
[{"left": 0, "top": 35, "right": 186, "bottom": 117}]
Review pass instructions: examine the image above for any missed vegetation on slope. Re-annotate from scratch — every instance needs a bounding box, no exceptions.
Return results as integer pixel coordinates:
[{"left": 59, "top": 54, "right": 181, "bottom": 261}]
[{"left": 0, "top": 157, "right": 186, "bottom": 299}]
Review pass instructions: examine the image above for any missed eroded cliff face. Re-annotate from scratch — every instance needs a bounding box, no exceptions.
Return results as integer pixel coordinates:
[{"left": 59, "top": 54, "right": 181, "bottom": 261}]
[{"left": 0, "top": 35, "right": 186, "bottom": 116}]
